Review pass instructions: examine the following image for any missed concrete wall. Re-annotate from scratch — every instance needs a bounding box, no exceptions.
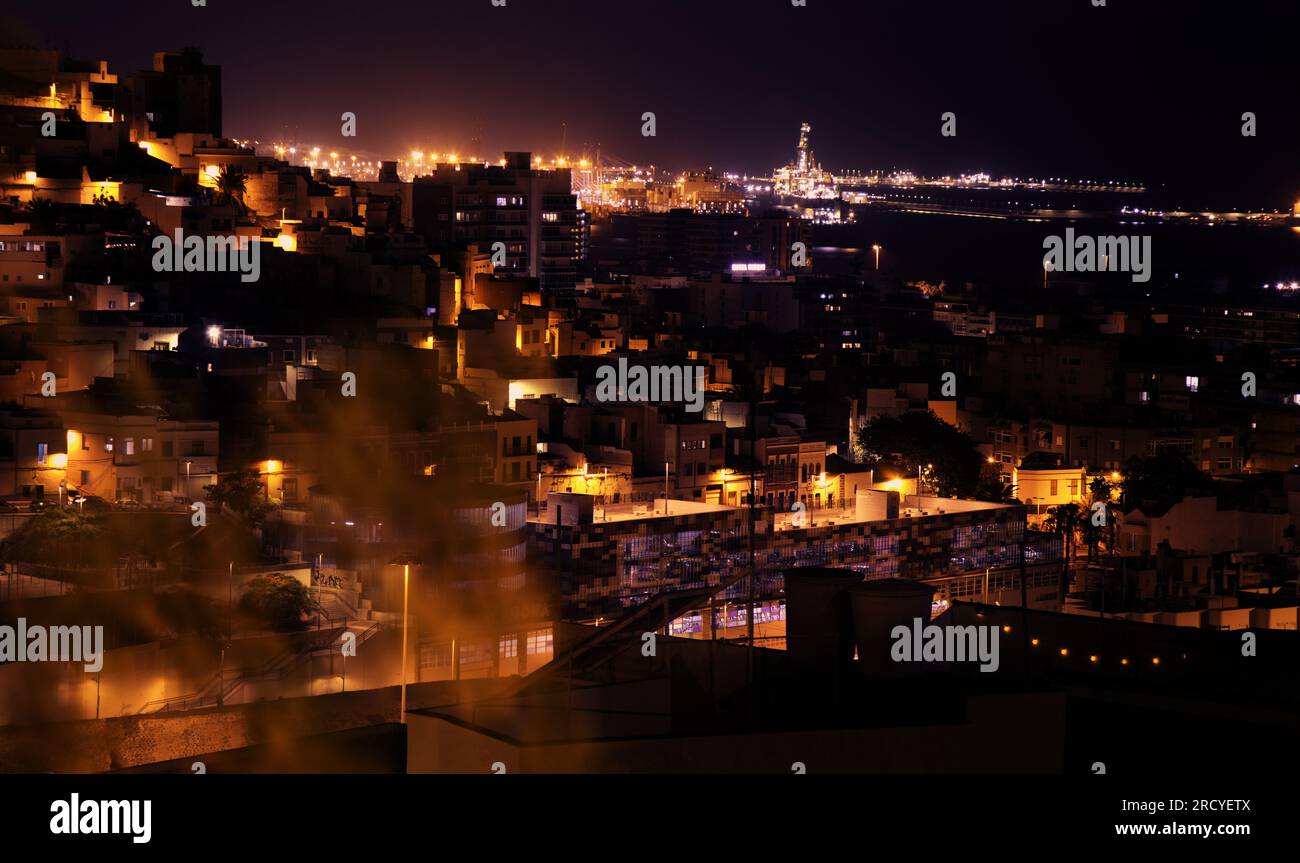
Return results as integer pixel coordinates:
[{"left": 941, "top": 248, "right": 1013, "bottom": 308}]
[
  {"left": 0, "top": 676, "right": 512, "bottom": 773},
  {"left": 407, "top": 691, "right": 1066, "bottom": 774}
]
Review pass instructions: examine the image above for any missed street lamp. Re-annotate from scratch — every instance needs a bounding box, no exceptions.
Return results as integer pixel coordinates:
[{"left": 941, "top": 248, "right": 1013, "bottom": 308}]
[
  {"left": 218, "top": 561, "right": 233, "bottom": 707},
  {"left": 389, "top": 554, "right": 420, "bottom": 723}
]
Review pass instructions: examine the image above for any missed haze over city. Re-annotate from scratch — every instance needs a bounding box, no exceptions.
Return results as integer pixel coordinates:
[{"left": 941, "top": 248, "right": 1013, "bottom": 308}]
[{"left": 0, "top": 0, "right": 1294, "bottom": 850}]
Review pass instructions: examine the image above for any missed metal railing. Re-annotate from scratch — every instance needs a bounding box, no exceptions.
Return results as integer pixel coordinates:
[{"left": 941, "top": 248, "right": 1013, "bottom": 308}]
[{"left": 136, "top": 621, "right": 388, "bottom": 714}]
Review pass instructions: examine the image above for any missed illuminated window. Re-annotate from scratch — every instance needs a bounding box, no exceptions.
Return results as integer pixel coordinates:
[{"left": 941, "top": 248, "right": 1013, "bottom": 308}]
[
  {"left": 526, "top": 628, "right": 553, "bottom": 655},
  {"left": 37, "top": 443, "right": 48, "bottom": 465},
  {"left": 419, "top": 643, "right": 452, "bottom": 668},
  {"left": 499, "top": 637, "right": 518, "bottom": 658}
]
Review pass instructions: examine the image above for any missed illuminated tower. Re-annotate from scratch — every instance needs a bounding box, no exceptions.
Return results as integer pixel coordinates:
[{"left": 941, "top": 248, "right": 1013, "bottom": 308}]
[{"left": 796, "top": 122, "right": 813, "bottom": 173}]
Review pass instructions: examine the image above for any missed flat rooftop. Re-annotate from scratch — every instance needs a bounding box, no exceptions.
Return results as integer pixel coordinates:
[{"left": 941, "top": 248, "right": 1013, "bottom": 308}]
[
  {"left": 530, "top": 498, "right": 735, "bottom": 525},
  {"left": 530, "top": 494, "right": 1014, "bottom": 528},
  {"left": 773, "top": 494, "right": 1014, "bottom": 532}
]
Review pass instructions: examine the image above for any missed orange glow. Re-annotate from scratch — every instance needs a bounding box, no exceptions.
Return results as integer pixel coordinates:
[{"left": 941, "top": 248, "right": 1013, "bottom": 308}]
[{"left": 50, "top": 453, "right": 68, "bottom": 469}]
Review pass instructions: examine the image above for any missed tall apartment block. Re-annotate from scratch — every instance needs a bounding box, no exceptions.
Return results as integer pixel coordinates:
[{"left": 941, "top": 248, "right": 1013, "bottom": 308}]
[{"left": 412, "top": 152, "right": 587, "bottom": 298}]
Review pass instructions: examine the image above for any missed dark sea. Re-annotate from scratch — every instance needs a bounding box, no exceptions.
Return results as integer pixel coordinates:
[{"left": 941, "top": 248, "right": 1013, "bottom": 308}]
[{"left": 809, "top": 188, "right": 1300, "bottom": 295}]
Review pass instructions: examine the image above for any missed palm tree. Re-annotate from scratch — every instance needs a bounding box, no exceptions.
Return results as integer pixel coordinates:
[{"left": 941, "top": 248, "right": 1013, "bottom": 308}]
[
  {"left": 976, "top": 475, "right": 1018, "bottom": 504},
  {"left": 1088, "top": 475, "right": 1121, "bottom": 559},
  {"left": 1043, "top": 502, "right": 1083, "bottom": 599},
  {"left": 212, "top": 166, "right": 249, "bottom": 214},
  {"left": 23, "top": 197, "right": 61, "bottom": 232}
]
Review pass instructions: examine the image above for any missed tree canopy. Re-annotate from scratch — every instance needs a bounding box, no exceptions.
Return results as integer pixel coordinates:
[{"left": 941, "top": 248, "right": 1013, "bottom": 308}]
[
  {"left": 856, "top": 411, "right": 985, "bottom": 498},
  {"left": 1119, "top": 452, "right": 1215, "bottom": 514},
  {"left": 237, "top": 573, "right": 318, "bottom": 632},
  {"left": 205, "top": 469, "right": 277, "bottom": 526}
]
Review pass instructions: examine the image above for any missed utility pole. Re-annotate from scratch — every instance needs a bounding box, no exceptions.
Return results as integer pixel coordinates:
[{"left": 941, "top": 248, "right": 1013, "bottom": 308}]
[
  {"left": 746, "top": 336, "right": 758, "bottom": 728},
  {"left": 400, "top": 562, "right": 410, "bottom": 722},
  {"left": 220, "top": 561, "right": 233, "bottom": 707},
  {"left": 1019, "top": 528, "right": 1030, "bottom": 683}
]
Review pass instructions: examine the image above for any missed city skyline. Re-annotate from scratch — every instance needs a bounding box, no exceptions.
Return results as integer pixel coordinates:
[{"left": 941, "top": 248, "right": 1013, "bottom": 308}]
[
  {"left": 8, "top": 0, "right": 1299, "bottom": 209},
  {"left": 0, "top": 0, "right": 1294, "bottom": 844}
]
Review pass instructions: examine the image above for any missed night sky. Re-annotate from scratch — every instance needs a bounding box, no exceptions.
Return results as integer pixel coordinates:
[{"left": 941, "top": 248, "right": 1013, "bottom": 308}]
[{"left": 7, "top": 0, "right": 1299, "bottom": 207}]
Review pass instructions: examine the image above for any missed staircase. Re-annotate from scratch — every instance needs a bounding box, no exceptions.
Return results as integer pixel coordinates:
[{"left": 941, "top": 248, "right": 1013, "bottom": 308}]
[{"left": 136, "top": 621, "right": 386, "bottom": 714}]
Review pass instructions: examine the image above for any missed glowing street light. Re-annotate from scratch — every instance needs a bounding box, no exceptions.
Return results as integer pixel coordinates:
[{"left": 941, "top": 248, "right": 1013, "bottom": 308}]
[
  {"left": 872, "top": 243, "right": 881, "bottom": 270},
  {"left": 389, "top": 554, "right": 420, "bottom": 723}
]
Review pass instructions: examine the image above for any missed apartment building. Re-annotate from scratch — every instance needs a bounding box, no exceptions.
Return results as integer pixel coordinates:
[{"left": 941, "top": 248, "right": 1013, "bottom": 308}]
[
  {"left": 61, "top": 405, "right": 218, "bottom": 503},
  {"left": 412, "top": 153, "right": 585, "bottom": 293}
]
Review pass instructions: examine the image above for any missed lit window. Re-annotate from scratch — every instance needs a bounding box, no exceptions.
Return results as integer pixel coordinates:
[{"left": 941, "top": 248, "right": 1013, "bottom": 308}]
[
  {"left": 526, "top": 628, "right": 553, "bottom": 655},
  {"left": 37, "top": 443, "right": 48, "bottom": 466}
]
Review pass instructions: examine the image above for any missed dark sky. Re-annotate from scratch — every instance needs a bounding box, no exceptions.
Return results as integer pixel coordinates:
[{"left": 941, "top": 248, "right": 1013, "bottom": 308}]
[{"left": 9, "top": 0, "right": 1300, "bottom": 207}]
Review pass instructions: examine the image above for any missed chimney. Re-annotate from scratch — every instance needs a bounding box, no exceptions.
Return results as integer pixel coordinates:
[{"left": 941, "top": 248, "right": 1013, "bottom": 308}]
[
  {"left": 783, "top": 568, "right": 862, "bottom": 671},
  {"left": 849, "top": 579, "right": 936, "bottom": 676}
]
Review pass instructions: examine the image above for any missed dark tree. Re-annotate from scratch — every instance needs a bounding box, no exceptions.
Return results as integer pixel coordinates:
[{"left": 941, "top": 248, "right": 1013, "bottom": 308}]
[
  {"left": 857, "top": 411, "right": 984, "bottom": 498},
  {"left": 237, "top": 573, "right": 318, "bottom": 632},
  {"left": 205, "top": 469, "right": 277, "bottom": 526},
  {"left": 1119, "top": 452, "right": 1215, "bottom": 514}
]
